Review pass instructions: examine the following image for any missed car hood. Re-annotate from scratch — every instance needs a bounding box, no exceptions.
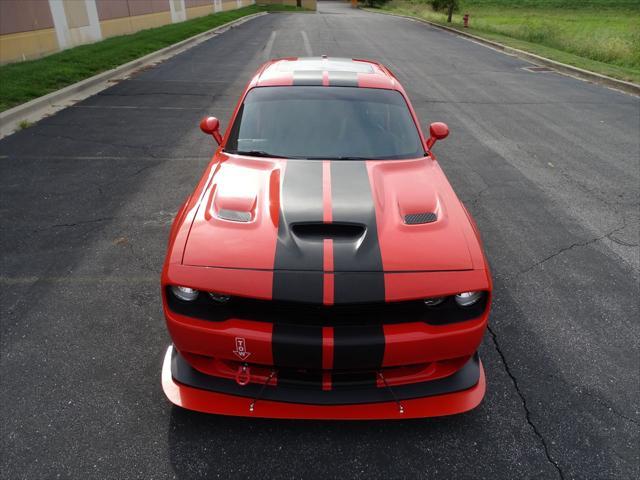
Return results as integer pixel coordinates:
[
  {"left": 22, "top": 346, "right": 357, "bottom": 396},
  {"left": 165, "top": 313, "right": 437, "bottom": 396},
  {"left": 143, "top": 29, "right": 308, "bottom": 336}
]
[{"left": 182, "top": 154, "right": 476, "bottom": 272}]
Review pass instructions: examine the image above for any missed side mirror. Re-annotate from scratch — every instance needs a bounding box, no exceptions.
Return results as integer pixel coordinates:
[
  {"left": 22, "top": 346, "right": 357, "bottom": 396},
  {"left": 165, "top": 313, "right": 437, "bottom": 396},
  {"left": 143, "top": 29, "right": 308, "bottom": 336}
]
[
  {"left": 426, "top": 122, "right": 449, "bottom": 150},
  {"left": 200, "top": 116, "right": 222, "bottom": 145}
]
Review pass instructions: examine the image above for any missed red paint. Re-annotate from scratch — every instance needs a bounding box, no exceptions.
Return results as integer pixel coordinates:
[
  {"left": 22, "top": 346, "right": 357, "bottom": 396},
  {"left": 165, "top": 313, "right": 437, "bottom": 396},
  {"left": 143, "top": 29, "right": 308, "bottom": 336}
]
[
  {"left": 181, "top": 156, "right": 285, "bottom": 270},
  {"left": 199, "top": 116, "right": 222, "bottom": 144},
  {"left": 322, "top": 327, "right": 334, "bottom": 391},
  {"left": 427, "top": 121, "right": 449, "bottom": 150},
  {"left": 366, "top": 159, "right": 478, "bottom": 272},
  {"left": 161, "top": 57, "right": 493, "bottom": 419},
  {"left": 323, "top": 239, "right": 334, "bottom": 305},
  {"left": 323, "top": 272, "right": 334, "bottom": 306},
  {"left": 322, "top": 327, "right": 334, "bottom": 370},
  {"left": 322, "top": 70, "right": 330, "bottom": 87},
  {"left": 322, "top": 160, "right": 332, "bottom": 223}
]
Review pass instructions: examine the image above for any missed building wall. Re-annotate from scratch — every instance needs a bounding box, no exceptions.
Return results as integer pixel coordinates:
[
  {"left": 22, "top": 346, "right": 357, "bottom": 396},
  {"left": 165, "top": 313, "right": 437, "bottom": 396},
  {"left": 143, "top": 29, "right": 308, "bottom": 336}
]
[
  {"left": 0, "top": 0, "right": 58, "bottom": 62},
  {"left": 0, "top": 0, "right": 260, "bottom": 65}
]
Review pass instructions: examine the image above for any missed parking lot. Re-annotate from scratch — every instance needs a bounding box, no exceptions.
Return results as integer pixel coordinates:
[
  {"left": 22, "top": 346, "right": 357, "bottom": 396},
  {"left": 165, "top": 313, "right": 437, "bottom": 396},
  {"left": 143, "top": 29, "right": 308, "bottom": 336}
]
[{"left": 1, "top": 2, "right": 638, "bottom": 478}]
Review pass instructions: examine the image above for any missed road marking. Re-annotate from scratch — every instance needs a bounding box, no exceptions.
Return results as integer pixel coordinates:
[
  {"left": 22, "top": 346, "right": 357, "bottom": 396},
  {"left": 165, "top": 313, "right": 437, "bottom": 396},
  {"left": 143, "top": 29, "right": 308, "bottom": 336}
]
[
  {"left": 301, "top": 30, "right": 313, "bottom": 56},
  {"left": 70, "top": 105, "right": 204, "bottom": 111},
  {"left": 0, "top": 276, "right": 157, "bottom": 285},
  {"left": 1, "top": 155, "right": 205, "bottom": 161},
  {"left": 263, "top": 30, "right": 277, "bottom": 60}
]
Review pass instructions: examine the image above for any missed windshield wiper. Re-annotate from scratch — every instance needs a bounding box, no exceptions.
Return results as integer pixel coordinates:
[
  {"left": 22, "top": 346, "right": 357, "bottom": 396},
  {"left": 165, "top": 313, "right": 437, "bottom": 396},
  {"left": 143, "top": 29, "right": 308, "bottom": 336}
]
[{"left": 230, "top": 150, "right": 286, "bottom": 159}]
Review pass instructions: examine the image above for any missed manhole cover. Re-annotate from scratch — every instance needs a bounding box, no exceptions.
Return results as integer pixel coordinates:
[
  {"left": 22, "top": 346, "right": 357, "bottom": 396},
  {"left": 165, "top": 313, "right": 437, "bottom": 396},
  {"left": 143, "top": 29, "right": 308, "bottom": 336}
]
[{"left": 523, "top": 66, "right": 554, "bottom": 72}]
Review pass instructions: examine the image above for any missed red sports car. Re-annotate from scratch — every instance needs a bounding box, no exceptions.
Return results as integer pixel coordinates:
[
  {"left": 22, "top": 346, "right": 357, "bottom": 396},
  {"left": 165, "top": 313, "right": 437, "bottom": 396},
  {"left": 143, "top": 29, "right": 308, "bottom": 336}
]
[{"left": 161, "top": 57, "right": 492, "bottom": 419}]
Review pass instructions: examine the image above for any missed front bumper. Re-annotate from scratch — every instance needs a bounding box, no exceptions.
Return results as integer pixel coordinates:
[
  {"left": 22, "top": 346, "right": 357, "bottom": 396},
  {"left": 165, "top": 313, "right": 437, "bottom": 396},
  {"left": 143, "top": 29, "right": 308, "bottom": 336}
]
[{"left": 162, "top": 345, "right": 486, "bottom": 419}]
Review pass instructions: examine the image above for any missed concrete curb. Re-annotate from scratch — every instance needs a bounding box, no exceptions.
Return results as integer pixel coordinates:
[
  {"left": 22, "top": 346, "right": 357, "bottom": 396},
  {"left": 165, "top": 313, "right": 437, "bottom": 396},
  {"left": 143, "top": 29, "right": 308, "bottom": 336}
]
[
  {"left": 0, "top": 11, "right": 267, "bottom": 139},
  {"left": 365, "top": 8, "right": 639, "bottom": 97}
]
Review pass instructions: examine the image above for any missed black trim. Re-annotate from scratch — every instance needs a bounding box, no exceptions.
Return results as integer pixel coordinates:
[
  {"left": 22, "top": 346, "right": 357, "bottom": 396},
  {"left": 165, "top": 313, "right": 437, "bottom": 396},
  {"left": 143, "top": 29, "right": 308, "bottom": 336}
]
[
  {"left": 171, "top": 347, "right": 481, "bottom": 405},
  {"left": 272, "top": 160, "right": 324, "bottom": 303},
  {"left": 331, "top": 161, "right": 385, "bottom": 304},
  {"left": 166, "top": 287, "right": 488, "bottom": 327},
  {"left": 404, "top": 212, "right": 437, "bottom": 225}
]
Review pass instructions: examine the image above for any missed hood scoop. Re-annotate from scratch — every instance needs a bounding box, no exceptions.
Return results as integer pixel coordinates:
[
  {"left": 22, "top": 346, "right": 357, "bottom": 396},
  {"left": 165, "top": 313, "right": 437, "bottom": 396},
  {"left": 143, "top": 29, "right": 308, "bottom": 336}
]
[
  {"left": 404, "top": 212, "right": 437, "bottom": 225},
  {"left": 292, "top": 222, "right": 365, "bottom": 241}
]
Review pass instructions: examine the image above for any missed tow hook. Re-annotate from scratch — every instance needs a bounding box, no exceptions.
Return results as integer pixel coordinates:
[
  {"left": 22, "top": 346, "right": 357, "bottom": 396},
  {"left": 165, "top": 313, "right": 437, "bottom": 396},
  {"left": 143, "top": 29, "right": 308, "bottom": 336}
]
[{"left": 236, "top": 364, "right": 251, "bottom": 386}]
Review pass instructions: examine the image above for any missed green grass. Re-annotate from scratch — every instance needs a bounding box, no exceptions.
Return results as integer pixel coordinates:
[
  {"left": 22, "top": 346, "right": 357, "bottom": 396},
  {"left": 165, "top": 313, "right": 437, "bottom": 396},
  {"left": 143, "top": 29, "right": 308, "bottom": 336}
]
[
  {"left": 372, "top": 0, "right": 640, "bottom": 83},
  {"left": 0, "top": 4, "right": 307, "bottom": 112}
]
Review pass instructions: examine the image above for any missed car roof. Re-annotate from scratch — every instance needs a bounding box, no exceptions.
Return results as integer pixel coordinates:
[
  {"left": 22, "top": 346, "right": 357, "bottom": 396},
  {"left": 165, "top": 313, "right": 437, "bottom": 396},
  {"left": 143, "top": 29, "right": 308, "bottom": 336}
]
[{"left": 251, "top": 57, "right": 400, "bottom": 90}]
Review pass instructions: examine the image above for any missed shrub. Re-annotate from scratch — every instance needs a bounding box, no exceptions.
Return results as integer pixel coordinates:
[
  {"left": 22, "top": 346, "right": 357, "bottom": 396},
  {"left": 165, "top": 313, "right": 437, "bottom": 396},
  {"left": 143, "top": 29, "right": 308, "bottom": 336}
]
[
  {"left": 363, "top": 0, "right": 391, "bottom": 7},
  {"left": 430, "top": 0, "right": 459, "bottom": 12}
]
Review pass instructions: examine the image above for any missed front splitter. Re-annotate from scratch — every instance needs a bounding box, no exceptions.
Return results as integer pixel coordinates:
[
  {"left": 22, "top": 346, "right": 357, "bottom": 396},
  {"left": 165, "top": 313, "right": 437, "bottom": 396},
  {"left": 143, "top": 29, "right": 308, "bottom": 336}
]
[{"left": 161, "top": 346, "right": 486, "bottom": 420}]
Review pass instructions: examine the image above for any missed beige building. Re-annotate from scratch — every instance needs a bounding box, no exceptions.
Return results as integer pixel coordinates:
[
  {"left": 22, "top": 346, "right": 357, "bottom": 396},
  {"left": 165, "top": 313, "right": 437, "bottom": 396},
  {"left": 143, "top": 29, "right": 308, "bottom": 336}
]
[{"left": 0, "top": 0, "right": 316, "bottom": 65}]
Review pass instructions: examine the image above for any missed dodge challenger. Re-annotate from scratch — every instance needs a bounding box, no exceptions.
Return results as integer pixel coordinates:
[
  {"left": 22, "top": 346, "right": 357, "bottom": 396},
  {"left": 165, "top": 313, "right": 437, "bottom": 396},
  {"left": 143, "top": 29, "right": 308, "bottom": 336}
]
[{"left": 161, "top": 57, "right": 492, "bottom": 419}]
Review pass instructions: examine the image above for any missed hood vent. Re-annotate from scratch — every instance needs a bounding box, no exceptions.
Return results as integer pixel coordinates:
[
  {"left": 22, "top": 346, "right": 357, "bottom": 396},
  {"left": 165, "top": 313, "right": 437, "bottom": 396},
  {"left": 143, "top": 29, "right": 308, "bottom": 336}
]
[
  {"left": 404, "top": 212, "right": 437, "bottom": 225},
  {"left": 218, "top": 209, "right": 251, "bottom": 222},
  {"left": 292, "top": 222, "right": 365, "bottom": 240}
]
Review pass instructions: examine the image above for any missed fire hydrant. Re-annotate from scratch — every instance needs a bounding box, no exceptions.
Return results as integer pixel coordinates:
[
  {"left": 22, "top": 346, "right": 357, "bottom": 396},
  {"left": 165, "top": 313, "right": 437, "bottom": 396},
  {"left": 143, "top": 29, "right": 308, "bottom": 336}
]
[{"left": 463, "top": 14, "right": 470, "bottom": 28}]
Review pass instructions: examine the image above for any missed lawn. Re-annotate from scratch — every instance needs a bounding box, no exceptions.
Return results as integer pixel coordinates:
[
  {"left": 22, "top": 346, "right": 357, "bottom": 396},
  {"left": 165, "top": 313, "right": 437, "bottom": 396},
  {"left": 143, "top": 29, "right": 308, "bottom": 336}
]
[
  {"left": 0, "top": 4, "right": 306, "bottom": 112},
  {"left": 373, "top": 0, "right": 640, "bottom": 83}
]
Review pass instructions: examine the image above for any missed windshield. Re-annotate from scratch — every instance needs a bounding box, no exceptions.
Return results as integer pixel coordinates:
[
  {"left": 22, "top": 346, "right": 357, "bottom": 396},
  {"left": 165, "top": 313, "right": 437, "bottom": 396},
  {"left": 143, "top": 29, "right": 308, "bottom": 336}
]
[{"left": 225, "top": 86, "right": 425, "bottom": 160}]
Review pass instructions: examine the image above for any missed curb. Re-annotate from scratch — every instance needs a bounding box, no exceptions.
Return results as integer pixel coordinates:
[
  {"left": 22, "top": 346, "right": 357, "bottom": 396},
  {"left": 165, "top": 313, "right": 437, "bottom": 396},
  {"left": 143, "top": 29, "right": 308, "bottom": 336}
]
[
  {"left": 365, "top": 8, "right": 639, "bottom": 97},
  {"left": 0, "top": 11, "right": 267, "bottom": 139}
]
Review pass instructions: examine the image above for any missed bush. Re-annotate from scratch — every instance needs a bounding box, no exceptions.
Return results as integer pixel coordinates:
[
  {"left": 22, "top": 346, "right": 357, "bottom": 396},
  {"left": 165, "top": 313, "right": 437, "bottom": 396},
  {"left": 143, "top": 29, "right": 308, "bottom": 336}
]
[
  {"left": 430, "top": 0, "right": 459, "bottom": 12},
  {"left": 363, "top": 0, "right": 391, "bottom": 7}
]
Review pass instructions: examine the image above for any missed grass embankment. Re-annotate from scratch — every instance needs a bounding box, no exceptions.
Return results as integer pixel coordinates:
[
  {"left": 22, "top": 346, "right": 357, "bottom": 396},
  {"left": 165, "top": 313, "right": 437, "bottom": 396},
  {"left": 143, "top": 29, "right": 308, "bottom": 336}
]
[
  {"left": 0, "top": 4, "right": 306, "bottom": 112},
  {"left": 373, "top": 0, "right": 640, "bottom": 83}
]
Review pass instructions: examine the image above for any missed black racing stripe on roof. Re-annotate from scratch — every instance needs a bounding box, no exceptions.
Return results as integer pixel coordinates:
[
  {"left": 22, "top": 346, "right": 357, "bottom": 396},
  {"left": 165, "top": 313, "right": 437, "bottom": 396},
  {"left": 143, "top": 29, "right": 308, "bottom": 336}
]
[
  {"left": 292, "top": 70, "right": 324, "bottom": 86},
  {"left": 328, "top": 70, "right": 359, "bottom": 87}
]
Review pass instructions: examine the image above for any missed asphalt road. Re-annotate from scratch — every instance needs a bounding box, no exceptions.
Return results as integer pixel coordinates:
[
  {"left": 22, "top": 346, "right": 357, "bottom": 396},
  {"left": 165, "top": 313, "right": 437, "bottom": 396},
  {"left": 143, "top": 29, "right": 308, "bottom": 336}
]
[{"left": 1, "top": 2, "right": 638, "bottom": 479}]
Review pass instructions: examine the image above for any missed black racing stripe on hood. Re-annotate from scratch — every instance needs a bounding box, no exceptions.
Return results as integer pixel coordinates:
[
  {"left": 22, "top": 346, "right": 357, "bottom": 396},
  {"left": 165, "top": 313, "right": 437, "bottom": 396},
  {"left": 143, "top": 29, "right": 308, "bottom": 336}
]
[
  {"left": 272, "top": 160, "right": 324, "bottom": 303},
  {"left": 330, "top": 161, "right": 385, "bottom": 304},
  {"left": 292, "top": 70, "right": 324, "bottom": 86}
]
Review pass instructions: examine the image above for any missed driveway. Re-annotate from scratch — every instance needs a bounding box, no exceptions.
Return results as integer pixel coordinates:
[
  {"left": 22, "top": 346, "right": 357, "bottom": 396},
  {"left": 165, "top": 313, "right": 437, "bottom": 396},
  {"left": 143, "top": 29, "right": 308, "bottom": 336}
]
[{"left": 1, "top": 2, "right": 638, "bottom": 478}]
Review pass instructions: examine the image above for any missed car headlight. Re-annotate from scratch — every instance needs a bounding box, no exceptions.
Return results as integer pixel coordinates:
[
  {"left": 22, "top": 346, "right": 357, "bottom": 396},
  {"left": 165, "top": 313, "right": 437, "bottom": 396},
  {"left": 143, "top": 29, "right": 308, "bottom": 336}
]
[
  {"left": 208, "top": 292, "right": 230, "bottom": 303},
  {"left": 424, "top": 297, "right": 445, "bottom": 307},
  {"left": 171, "top": 285, "right": 199, "bottom": 302},
  {"left": 454, "top": 291, "right": 483, "bottom": 307}
]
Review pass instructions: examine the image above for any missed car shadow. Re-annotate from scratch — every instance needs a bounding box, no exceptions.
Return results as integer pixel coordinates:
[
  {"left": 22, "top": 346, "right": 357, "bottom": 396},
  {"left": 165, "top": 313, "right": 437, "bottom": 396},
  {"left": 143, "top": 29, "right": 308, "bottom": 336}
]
[{"left": 166, "top": 404, "right": 479, "bottom": 479}]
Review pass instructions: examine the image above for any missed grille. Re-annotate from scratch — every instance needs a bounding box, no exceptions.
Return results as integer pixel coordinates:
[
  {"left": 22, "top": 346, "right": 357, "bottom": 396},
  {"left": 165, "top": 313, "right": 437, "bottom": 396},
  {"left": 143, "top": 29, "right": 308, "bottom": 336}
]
[
  {"left": 166, "top": 287, "right": 487, "bottom": 327},
  {"left": 404, "top": 212, "right": 437, "bottom": 225}
]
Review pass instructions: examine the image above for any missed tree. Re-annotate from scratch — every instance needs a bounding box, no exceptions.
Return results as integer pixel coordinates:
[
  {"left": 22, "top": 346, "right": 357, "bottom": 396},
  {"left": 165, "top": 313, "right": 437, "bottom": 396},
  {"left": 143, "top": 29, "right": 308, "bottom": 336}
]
[
  {"left": 430, "top": 0, "right": 459, "bottom": 23},
  {"left": 363, "top": 0, "right": 391, "bottom": 7}
]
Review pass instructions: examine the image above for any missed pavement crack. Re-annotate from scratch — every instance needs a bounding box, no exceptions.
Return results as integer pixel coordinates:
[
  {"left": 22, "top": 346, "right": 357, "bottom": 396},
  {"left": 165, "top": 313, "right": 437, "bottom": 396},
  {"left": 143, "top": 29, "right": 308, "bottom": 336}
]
[
  {"left": 577, "top": 388, "right": 639, "bottom": 426},
  {"left": 487, "top": 326, "right": 566, "bottom": 480},
  {"left": 518, "top": 222, "right": 628, "bottom": 276},
  {"left": 52, "top": 217, "right": 113, "bottom": 228}
]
